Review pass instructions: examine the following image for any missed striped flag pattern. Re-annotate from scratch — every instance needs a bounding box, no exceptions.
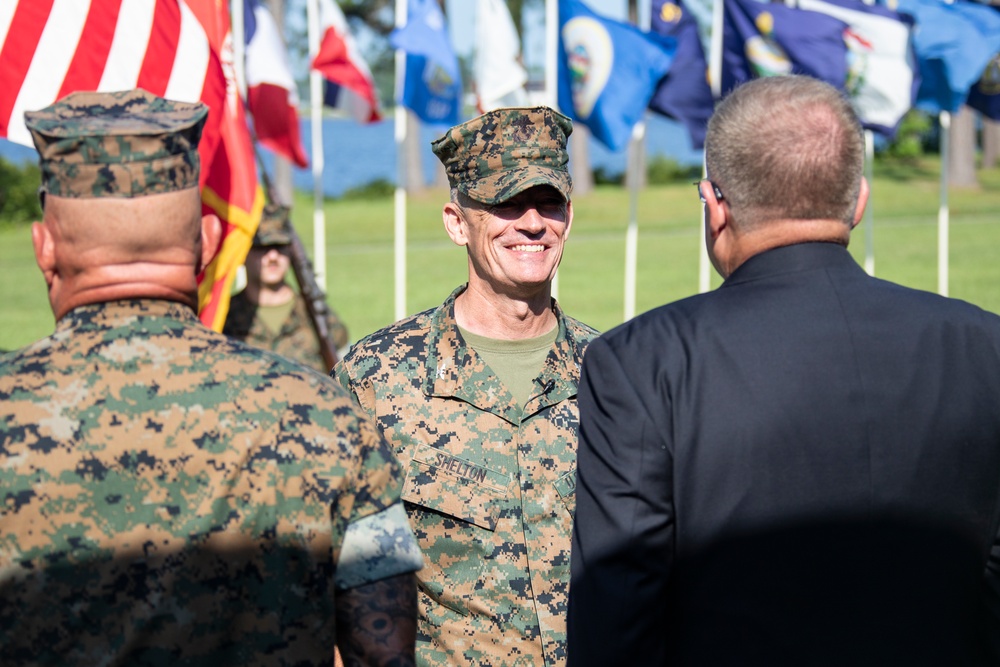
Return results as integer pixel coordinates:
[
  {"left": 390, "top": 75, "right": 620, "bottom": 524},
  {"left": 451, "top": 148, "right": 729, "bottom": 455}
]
[
  {"left": 0, "top": 0, "right": 225, "bottom": 180},
  {"left": 312, "top": 0, "right": 382, "bottom": 123},
  {"left": 0, "top": 0, "right": 264, "bottom": 332}
]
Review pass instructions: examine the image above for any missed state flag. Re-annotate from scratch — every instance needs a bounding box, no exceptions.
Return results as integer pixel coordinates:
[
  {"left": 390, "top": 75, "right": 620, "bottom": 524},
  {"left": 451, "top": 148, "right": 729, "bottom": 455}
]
[{"left": 558, "top": 0, "right": 676, "bottom": 152}]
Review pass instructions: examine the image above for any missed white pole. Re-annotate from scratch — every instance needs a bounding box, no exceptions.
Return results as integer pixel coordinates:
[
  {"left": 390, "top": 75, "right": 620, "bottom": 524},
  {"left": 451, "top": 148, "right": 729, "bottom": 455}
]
[
  {"left": 306, "top": 0, "right": 327, "bottom": 289},
  {"left": 546, "top": 0, "right": 560, "bottom": 301},
  {"left": 863, "top": 129, "right": 875, "bottom": 276},
  {"left": 938, "top": 111, "right": 950, "bottom": 297},
  {"left": 232, "top": 0, "right": 246, "bottom": 96},
  {"left": 545, "top": 0, "right": 558, "bottom": 108},
  {"left": 700, "top": 0, "right": 724, "bottom": 294},
  {"left": 624, "top": 122, "right": 645, "bottom": 321},
  {"left": 624, "top": 4, "right": 651, "bottom": 322},
  {"left": 394, "top": 0, "right": 408, "bottom": 321}
]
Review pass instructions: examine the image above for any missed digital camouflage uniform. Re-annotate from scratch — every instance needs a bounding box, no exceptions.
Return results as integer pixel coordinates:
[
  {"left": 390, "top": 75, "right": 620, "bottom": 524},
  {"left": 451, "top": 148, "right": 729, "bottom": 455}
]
[
  {"left": 0, "top": 89, "right": 421, "bottom": 665},
  {"left": 335, "top": 286, "right": 597, "bottom": 666},
  {"left": 0, "top": 301, "right": 412, "bottom": 664},
  {"left": 224, "top": 290, "right": 348, "bottom": 373},
  {"left": 336, "top": 106, "right": 589, "bottom": 666}
]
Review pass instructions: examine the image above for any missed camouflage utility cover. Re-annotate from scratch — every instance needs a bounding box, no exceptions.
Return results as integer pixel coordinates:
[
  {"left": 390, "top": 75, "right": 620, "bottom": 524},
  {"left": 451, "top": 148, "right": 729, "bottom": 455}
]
[
  {"left": 431, "top": 106, "right": 573, "bottom": 205},
  {"left": 224, "top": 291, "right": 349, "bottom": 373},
  {"left": 335, "top": 286, "right": 598, "bottom": 666},
  {"left": 0, "top": 300, "right": 406, "bottom": 665},
  {"left": 254, "top": 203, "right": 294, "bottom": 247},
  {"left": 24, "top": 89, "right": 206, "bottom": 198}
]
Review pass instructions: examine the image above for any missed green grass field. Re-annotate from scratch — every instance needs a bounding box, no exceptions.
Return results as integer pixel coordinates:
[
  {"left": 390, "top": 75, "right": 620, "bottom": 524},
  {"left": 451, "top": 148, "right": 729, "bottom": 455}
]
[{"left": 4, "top": 157, "right": 1000, "bottom": 351}]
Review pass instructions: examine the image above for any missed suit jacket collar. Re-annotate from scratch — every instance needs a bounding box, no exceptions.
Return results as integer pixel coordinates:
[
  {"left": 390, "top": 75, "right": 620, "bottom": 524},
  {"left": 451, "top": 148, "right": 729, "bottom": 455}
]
[{"left": 722, "top": 242, "right": 863, "bottom": 289}]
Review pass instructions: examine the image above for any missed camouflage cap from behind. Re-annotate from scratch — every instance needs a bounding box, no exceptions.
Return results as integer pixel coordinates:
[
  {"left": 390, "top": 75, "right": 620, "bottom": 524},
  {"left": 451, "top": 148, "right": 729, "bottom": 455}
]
[
  {"left": 253, "top": 204, "right": 293, "bottom": 247},
  {"left": 24, "top": 89, "right": 207, "bottom": 199},
  {"left": 431, "top": 107, "right": 573, "bottom": 205}
]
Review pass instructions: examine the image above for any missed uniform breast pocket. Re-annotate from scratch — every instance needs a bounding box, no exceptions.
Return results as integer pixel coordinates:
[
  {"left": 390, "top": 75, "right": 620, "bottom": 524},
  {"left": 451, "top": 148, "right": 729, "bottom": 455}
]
[{"left": 401, "top": 445, "right": 510, "bottom": 616}]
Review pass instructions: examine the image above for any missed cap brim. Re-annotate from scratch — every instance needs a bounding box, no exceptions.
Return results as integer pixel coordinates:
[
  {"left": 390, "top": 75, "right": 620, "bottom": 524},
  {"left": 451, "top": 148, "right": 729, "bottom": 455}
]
[
  {"left": 253, "top": 237, "right": 292, "bottom": 247},
  {"left": 461, "top": 165, "right": 572, "bottom": 205}
]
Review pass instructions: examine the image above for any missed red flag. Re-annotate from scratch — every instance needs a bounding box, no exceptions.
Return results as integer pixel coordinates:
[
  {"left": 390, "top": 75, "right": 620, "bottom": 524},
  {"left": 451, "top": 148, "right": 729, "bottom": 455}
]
[
  {"left": 185, "top": 0, "right": 265, "bottom": 332},
  {"left": 312, "top": 0, "right": 382, "bottom": 123},
  {"left": 0, "top": 0, "right": 264, "bottom": 332},
  {"left": 244, "top": 0, "right": 308, "bottom": 168}
]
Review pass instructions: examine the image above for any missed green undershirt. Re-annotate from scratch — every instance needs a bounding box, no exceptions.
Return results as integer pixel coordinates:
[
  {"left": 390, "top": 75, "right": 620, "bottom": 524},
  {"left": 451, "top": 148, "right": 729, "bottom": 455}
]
[
  {"left": 258, "top": 300, "right": 295, "bottom": 334},
  {"left": 459, "top": 324, "right": 558, "bottom": 409}
]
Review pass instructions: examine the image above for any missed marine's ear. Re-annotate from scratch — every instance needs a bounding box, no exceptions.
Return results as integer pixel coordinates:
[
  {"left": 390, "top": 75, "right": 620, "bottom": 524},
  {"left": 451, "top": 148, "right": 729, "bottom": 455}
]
[
  {"left": 199, "top": 213, "right": 223, "bottom": 273},
  {"left": 443, "top": 202, "right": 469, "bottom": 247},
  {"left": 31, "top": 221, "right": 57, "bottom": 286}
]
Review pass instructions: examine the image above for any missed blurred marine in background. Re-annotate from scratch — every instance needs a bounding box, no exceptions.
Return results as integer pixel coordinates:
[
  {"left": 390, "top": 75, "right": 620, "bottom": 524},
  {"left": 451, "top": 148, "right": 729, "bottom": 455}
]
[{"left": 225, "top": 203, "right": 349, "bottom": 373}]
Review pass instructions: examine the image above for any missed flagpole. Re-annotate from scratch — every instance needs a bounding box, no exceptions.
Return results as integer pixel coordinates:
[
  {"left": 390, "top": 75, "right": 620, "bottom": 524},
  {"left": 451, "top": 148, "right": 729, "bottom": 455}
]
[
  {"left": 624, "top": 121, "right": 644, "bottom": 321},
  {"left": 306, "top": 0, "right": 327, "bottom": 290},
  {"left": 701, "top": 0, "right": 725, "bottom": 294},
  {"left": 546, "top": 0, "right": 560, "bottom": 301},
  {"left": 624, "top": 2, "right": 651, "bottom": 322},
  {"left": 856, "top": 0, "right": 877, "bottom": 278},
  {"left": 938, "top": 110, "right": 950, "bottom": 296},
  {"left": 863, "top": 129, "right": 875, "bottom": 276},
  {"left": 232, "top": 0, "right": 246, "bottom": 96},
  {"left": 395, "top": 0, "right": 408, "bottom": 321},
  {"left": 545, "top": 0, "right": 558, "bottom": 116},
  {"left": 229, "top": 0, "right": 249, "bottom": 295}
]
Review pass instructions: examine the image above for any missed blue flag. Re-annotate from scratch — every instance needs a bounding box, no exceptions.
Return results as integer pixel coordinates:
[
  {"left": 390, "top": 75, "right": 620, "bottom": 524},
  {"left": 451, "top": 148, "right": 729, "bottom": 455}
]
[
  {"left": 648, "top": 0, "right": 714, "bottom": 150},
  {"left": 558, "top": 0, "right": 676, "bottom": 152},
  {"left": 722, "top": 0, "right": 850, "bottom": 96},
  {"left": 967, "top": 54, "right": 1000, "bottom": 120},
  {"left": 894, "top": 0, "right": 1000, "bottom": 114},
  {"left": 390, "top": 0, "right": 462, "bottom": 126},
  {"left": 243, "top": 0, "right": 259, "bottom": 40}
]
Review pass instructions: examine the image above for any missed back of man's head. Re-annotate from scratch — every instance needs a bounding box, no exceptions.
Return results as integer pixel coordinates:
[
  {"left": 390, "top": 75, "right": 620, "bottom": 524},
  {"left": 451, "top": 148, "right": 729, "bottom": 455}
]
[
  {"left": 705, "top": 75, "right": 865, "bottom": 230},
  {"left": 24, "top": 89, "right": 212, "bottom": 318}
]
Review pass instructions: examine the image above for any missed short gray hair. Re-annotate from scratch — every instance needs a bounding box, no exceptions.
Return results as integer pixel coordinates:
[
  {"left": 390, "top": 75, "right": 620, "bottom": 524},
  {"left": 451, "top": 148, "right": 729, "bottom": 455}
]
[{"left": 705, "top": 75, "right": 865, "bottom": 229}]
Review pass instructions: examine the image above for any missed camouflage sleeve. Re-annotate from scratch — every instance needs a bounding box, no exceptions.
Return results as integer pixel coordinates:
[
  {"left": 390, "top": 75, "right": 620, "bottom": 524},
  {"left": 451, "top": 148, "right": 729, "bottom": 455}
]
[
  {"left": 332, "top": 355, "right": 376, "bottom": 419},
  {"left": 334, "top": 502, "right": 423, "bottom": 590}
]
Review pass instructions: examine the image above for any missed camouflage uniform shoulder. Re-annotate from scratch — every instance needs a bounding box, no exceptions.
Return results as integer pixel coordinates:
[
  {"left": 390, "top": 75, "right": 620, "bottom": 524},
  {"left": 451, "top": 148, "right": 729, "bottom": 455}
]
[
  {"left": 334, "top": 289, "right": 464, "bottom": 414},
  {"left": 561, "top": 312, "right": 600, "bottom": 345},
  {"left": 553, "top": 302, "right": 600, "bottom": 361},
  {"left": 350, "top": 305, "right": 438, "bottom": 351},
  {"left": 338, "top": 292, "right": 457, "bottom": 379},
  {"left": 231, "top": 335, "right": 343, "bottom": 393}
]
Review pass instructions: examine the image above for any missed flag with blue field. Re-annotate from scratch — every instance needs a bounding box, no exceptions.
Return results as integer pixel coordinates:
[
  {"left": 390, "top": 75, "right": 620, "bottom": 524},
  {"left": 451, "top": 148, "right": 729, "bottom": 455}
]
[{"left": 558, "top": 0, "right": 676, "bottom": 152}]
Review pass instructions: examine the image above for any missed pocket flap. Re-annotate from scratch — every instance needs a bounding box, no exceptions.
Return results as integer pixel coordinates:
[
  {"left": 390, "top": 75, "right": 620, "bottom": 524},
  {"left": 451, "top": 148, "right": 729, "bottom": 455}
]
[{"left": 401, "top": 444, "right": 509, "bottom": 531}]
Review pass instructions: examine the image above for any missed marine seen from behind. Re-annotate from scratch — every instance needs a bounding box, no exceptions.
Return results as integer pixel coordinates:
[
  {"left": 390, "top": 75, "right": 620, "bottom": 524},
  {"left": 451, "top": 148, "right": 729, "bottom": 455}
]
[
  {"left": 0, "top": 89, "right": 422, "bottom": 666},
  {"left": 334, "top": 106, "right": 598, "bottom": 666}
]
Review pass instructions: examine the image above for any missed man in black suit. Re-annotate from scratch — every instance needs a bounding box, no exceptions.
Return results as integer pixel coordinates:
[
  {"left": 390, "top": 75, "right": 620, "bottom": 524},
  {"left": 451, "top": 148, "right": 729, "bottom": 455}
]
[{"left": 567, "top": 75, "right": 1000, "bottom": 666}]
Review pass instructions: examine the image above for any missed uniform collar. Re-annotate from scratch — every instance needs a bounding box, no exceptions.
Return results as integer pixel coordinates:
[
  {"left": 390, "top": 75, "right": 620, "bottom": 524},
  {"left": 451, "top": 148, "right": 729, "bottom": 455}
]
[
  {"left": 57, "top": 299, "right": 199, "bottom": 332},
  {"left": 422, "top": 285, "right": 587, "bottom": 424}
]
